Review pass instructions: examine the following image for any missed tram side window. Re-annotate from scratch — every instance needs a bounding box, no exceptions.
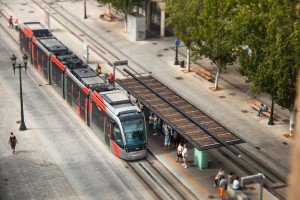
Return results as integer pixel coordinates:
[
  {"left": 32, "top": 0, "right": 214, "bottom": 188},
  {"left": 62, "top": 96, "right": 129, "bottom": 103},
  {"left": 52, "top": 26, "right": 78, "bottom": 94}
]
[
  {"left": 91, "top": 102, "right": 98, "bottom": 125},
  {"left": 52, "top": 63, "right": 63, "bottom": 88},
  {"left": 113, "top": 125, "right": 124, "bottom": 148},
  {"left": 72, "top": 85, "right": 80, "bottom": 106},
  {"left": 91, "top": 102, "right": 104, "bottom": 131}
]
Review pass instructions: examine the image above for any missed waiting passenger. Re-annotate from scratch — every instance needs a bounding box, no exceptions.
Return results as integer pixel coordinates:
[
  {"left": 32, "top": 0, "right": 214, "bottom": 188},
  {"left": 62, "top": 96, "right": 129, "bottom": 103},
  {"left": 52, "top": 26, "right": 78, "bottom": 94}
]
[
  {"left": 181, "top": 144, "right": 188, "bottom": 168},
  {"left": 177, "top": 142, "right": 183, "bottom": 163},
  {"left": 232, "top": 176, "right": 241, "bottom": 190},
  {"left": 227, "top": 171, "right": 234, "bottom": 184},
  {"left": 153, "top": 115, "right": 158, "bottom": 135},
  {"left": 257, "top": 103, "right": 267, "bottom": 116},
  {"left": 109, "top": 73, "right": 114, "bottom": 85},
  {"left": 219, "top": 175, "right": 228, "bottom": 200},
  {"left": 14, "top": 19, "right": 18, "bottom": 31},
  {"left": 214, "top": 168, "right": 225, "bottom": 187},
  {"left": 164, "top": 129, "right": 170, "bottom": 151},
  {"left": 96, "top": 64, "right": 102, "bottom": 74}
]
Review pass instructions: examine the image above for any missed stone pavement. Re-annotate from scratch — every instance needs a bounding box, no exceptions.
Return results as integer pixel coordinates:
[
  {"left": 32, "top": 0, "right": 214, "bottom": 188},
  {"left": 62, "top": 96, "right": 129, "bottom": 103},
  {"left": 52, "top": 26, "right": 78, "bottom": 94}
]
[{"left": 0, "top": 0, "right": 292, "bottom": 199}]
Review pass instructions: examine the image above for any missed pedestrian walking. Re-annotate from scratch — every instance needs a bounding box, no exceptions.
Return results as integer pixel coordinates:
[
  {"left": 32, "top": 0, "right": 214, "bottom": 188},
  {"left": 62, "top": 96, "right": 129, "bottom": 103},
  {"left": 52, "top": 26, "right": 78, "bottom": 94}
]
[
  {"left": 149, "top": 114, "right": 154, "bottom": 132},
  {"left": 214, "top": 168, "right": 225, "bottom": 187},
  {"left": 177, "top": 142, "right": 183, "bottom": 163},
  {"left": 8, "top": 16, "right": 13, "bottom": 28},
  {"left": 182, "top": 144, "right": 188, "bottom": 168},
  {"left": 8, "top": 132, "right": 18, "bottom": 153},
  {"left": 218, "top": 175, "right": 228, "bottom": 200}
]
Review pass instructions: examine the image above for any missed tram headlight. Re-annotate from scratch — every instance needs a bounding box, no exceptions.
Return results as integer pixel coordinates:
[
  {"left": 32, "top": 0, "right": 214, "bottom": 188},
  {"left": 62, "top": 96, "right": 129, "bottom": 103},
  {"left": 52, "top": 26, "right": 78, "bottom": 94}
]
[{"left": 125, "top": 145, "right": 129, "bottom": 152}]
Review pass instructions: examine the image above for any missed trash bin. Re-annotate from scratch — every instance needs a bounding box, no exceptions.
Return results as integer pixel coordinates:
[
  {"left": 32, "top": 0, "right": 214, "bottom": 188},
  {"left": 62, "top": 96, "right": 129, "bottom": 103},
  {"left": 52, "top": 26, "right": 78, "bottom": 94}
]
[{"left": 179, "top": 60, "right": 185, "bottom": 68}]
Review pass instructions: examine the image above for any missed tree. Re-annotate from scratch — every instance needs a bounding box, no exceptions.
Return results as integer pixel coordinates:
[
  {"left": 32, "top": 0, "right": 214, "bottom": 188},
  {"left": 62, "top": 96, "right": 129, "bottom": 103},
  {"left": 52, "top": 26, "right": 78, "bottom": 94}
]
[
  {"left": 98, "top": 0, "right": 144, "bottom": 32},
  {"left": 192, "top": 0, "right": 238, "bottom": 89},
  {"left": 166, "top": 0, "right": 202, "bottom": 71},
  {"left": 232, "top": 0, "right": 300, "bottom": 131}
]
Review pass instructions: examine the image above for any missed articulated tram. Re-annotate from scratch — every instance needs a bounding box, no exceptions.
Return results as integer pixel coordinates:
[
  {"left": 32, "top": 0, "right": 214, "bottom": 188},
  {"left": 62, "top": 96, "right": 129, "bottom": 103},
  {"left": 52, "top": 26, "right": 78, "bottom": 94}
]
[{"left": 19, "top": 22, "right": 147, "bottom": 160}]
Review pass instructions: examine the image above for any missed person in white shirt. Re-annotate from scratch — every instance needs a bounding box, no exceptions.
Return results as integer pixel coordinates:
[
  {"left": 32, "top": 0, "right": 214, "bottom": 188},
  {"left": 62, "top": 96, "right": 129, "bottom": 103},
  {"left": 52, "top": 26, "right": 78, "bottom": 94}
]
[
  {"left": 232, "top": 176, "right": 241, "bottom": 190},
  {"left": 182, "top": 144, "right": 188, "bottom": 168}
]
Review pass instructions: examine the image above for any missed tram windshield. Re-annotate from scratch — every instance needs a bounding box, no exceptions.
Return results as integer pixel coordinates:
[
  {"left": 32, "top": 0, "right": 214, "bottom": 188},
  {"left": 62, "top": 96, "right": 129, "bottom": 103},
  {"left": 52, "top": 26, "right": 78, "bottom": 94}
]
[{"left": 121, "top": 114, "right": 146, "bottom": 147}]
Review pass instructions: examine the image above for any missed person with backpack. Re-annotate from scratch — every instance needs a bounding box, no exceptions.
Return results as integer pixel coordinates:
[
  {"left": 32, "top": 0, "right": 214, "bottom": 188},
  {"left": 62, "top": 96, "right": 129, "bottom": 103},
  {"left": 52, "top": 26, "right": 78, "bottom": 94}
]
[{"left": 8, "top": 132, "right": 18, "bottom": 153}]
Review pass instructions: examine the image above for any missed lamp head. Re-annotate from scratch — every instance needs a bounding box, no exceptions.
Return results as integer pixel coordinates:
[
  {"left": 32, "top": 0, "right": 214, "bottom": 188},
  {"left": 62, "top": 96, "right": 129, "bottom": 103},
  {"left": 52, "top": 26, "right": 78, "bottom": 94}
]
[
  {"left": 10, "top": 54, "right": 17, "bottom": 66},
  {"left": 22, "top": 54, "right": 28, "bottom": 66}
]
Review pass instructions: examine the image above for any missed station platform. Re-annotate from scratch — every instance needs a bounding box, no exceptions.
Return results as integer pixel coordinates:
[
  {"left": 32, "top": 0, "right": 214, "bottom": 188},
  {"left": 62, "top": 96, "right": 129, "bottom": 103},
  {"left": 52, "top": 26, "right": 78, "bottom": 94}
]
[{"left": 0, "top": 1, "right": 291, "bottom": 199}]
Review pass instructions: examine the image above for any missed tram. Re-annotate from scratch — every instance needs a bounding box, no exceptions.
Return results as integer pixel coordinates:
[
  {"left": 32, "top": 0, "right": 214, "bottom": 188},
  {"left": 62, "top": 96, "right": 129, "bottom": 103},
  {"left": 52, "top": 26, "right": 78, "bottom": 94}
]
[{"left": 19, "top": 22, "right": 147, "bottom": 160}]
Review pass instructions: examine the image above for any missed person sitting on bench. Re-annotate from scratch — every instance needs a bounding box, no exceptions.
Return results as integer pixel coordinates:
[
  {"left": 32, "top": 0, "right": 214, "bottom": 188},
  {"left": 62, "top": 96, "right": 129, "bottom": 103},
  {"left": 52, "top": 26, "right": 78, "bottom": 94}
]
[{"left": 257, "top": 103, "right": 267, "bottom": 116}]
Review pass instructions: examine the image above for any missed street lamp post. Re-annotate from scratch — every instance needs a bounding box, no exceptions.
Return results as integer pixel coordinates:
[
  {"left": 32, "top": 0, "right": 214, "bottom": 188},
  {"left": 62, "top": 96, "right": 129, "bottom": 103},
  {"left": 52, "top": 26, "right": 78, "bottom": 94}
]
[
  {"left": 268, "top": 100, "right": 274, "bottom": 125},
  {"left": 10, "top": 54, "right": 28, "bottom": 131},
  {"left": 174, "top": 39, "right": 180, "bottom": 65},
  {"left": 84, "top": 0, "right": 87, "bottom": 19}
]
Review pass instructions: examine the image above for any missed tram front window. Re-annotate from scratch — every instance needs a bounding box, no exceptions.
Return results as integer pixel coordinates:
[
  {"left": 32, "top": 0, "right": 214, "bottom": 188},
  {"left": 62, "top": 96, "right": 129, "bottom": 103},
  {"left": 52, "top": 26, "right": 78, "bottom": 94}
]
[{"left": 122, "top": 117, "right": 146, "bottom": 147}]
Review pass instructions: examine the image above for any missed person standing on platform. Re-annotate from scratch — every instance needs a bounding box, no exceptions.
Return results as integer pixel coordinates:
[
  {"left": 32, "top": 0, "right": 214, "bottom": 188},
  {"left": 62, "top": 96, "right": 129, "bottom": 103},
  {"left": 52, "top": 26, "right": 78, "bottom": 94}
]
[
  {"left": 177, "top": 142, "right": 183, "bottom": 163},
  {"left": 8, "top": 16, "right": 13, "bottom": 28},
  {"left": 14, "top": 19, "right": 18, "bottom": 31},
  {"left": 214, "top": 168, "right": 225, "bottom": 187},
  {"left": 109, "top": 73, "right": 114, "bottom": 85},
  {"left": 96, "top": 64, "right": 102, "bottom": 74},
  {"left": 164, "top": 127, "right": 170, "bottom": 151},
  {"left": 182, "top": 144, "right": 188, "bottom": 168},
  {"left": 149, "top": 114, "right": 154, "bottom": 132},
  {"left": 219, "top": 175, "right": 228, "bottom": 200},
  {"left": 227, "top": 172, "right": 234, "bottom": 184},
  {"left": 8, "top": 132, "right": 18, "bottom": 154},
  {"left": 153, "top": 115, "right": 158, "bottom": 135}
]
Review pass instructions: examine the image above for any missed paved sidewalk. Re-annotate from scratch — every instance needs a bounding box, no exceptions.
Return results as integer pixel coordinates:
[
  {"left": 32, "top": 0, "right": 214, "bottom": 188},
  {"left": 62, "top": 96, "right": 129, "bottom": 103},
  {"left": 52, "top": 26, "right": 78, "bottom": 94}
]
[{"left": 0, "top": 1, "right": 291, "bottom": 199}]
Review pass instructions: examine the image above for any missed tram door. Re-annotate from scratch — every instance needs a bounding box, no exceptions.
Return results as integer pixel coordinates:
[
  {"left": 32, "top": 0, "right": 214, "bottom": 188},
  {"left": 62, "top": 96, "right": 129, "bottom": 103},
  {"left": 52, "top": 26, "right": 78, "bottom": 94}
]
[{"left": 105, "top": 119, "right": 111, "bottom": 147}]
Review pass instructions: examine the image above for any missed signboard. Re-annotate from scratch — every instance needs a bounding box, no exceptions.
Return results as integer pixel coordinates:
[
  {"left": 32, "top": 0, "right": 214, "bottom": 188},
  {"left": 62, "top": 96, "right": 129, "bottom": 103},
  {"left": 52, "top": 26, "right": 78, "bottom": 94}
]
[
  {"left": 113, "top": 60, "right": 128, "bottom": 66},
  {"left": 82, "top": 42, "right": 89, "bottom": 64},
  {"left": 175, "top": 39, "right": 180, "bottom": 46}
]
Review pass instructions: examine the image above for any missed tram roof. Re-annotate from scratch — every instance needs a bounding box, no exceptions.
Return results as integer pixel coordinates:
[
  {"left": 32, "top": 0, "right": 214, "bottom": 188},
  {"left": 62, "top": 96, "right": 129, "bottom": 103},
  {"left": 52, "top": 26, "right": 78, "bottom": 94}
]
[
  {"left": 20, "top": 22, "right": 51, "bottom": 37},
  {"left": 39, "top": 38, "right": 67, "bottom": 52}
]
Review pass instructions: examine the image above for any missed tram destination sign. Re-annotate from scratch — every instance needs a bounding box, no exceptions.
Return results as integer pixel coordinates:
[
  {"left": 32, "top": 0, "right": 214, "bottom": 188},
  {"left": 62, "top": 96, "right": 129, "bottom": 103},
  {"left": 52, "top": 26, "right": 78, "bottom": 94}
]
[{"left": 113, "top": 60, "right": 128, "bottom": 66}]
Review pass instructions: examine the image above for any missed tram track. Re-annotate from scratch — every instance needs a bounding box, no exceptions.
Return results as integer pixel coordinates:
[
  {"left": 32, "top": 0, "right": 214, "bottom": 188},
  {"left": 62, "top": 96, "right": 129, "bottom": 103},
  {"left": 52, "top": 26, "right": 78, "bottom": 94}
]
[
  {"left": 0, "top": 4, "right": 197, "bottom": 199},
  {"left": 216, "top": 145, "right": 287, "bottom": 200},
  {"left": 126, "top": 152, "right": 198, "bottom": 200},
  {"left": 32, "top": 0, "right": 143, "bottom": 78},
  {"left": 117, "top": 74, "right": 287, "bottom": 200},
  {"left": 0, "top": 2, "right": 288, "bottom": 199}
]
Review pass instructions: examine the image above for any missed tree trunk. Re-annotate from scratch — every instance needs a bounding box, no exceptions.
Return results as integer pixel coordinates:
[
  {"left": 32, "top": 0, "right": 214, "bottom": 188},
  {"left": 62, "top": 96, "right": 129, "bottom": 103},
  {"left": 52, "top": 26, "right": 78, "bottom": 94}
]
[
  {"left": 187, "top": 48, "right": 190, "bottom": 72},
  {"left": 124, "top": 14, "right": 127, "bottom": 32},
  {"left": 214, "top": 64, "right": 221, "bottom": 89},
  {"left": 290, "top": 106, "right": 295, "bottom": 137}
]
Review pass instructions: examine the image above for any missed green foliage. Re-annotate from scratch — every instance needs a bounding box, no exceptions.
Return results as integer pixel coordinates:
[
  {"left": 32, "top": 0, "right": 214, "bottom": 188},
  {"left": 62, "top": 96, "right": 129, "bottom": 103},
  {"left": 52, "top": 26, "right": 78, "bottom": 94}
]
[
  {"left": 166, "top": 0, "right": 201, "bottom": 47},
  {"left": 192, "top": 0, "right": 237, "bottom": 69},
  {"left": 98, "top": 0, "right": 143, "bottom": 14},
  {"left": 232, "top": 0, "right": 300, "bottom": 110}
]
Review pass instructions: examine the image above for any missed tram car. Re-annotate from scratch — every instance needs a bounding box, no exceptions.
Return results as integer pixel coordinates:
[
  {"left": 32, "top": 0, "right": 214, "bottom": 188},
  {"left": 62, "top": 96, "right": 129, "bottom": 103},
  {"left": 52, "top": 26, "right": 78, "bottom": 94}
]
[{"left": 19, "top": 22, "right": 147, "bottom": 160}]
